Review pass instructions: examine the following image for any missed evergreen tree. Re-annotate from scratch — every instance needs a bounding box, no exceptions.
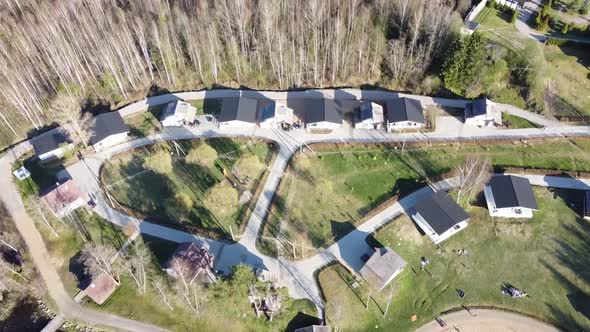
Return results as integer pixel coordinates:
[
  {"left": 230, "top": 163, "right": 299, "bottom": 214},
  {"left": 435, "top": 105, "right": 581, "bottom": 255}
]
[{"left": 442, "top": 33, "right": 487, "bottom": 95}]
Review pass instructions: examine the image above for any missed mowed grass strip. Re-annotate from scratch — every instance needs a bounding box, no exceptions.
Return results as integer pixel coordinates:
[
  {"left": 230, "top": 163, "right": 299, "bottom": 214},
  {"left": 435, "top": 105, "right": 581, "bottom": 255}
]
[
  {"left": 319, "top": 187, "right": 590, "bottom": 331},
  {"left": 100, "top": 138, "right": 274, "bottom": 240},
  {"left": 262, "top": 139, "right": 590, "bottom": 256}
]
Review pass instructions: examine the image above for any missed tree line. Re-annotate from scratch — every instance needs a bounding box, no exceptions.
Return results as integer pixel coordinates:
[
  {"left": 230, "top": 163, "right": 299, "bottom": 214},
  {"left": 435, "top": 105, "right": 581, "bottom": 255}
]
[{"left": 0, "top": 0, "right": 465, "bottom": 147}]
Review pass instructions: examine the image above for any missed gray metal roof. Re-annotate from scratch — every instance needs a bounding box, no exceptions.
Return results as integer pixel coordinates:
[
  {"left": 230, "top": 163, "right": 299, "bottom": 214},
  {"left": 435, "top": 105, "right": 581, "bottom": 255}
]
[
  {"left": 489, "top": 175, "right": 538, "bottom": 210},
  {"left": 413, "top": 191, "right": 470, "bottom": 235},
  {"left": 218, "top": 97, "right": 257, "bottom": 123},
  {"left": 305, "top": 99, "right": 343, "bottom": 124},
  {"left": 359, "top": 101, "right": 384, "bottom": 123},
  {"left": 32, "top": 131, "right": 72, "bottom": 155},
  {"left": 360, "top": 246, "right": 406, "bottom": 290},
  {"left": 386, "top": 98, "right": 425, "bottom": 123},
  {"left": 90, "top": 112, "right": 129, "bottom": 145}
]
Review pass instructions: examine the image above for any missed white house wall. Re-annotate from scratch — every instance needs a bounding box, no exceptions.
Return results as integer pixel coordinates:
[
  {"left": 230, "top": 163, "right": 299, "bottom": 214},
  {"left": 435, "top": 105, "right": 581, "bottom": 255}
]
[
  {"left": 56, "top": 197, "right": 85, "bottom": 217},
  {"left": 219, "top": 120, "right": 256, "bottom": 129},
  {"left": 93, "top": 132, "right": 129, "bottom": 151},
  {"left": 388, "top": 121, "right": 425, "bottom": 130},
  {"left": 411, "top": 212, "right": 468, "bottom": 244},
  {"left": 306, "top": 121, "right": 342, "bottom": 130},
  {"left": 38, "top": 144, "right": 74, "bottom": 161}
]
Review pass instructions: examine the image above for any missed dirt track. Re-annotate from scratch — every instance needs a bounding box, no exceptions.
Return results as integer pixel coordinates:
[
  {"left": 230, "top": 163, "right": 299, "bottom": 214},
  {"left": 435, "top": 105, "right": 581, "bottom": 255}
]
[{"left": 417, "top": 308, "right": 559, "bottom": 332}]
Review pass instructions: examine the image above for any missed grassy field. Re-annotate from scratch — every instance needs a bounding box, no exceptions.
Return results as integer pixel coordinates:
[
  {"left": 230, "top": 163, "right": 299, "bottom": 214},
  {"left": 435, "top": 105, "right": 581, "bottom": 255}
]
[
  {"left": 319, "top": 187, "right": 590, "bottom": 331},
  {"left": 544, "top": 43, "right": 590, "bottom": 118},
  {"left": 475, "top": 7, "right": 528, "bottom": 51},
  {"left": 101, "top": 138, "right": 275, "bottom": 240},
  {"left": 125, "top": 105, "right": 165, "bottom": 138},
  {"left": 260, "top": 139, "right": 590, "bottom": 257},
  {"left": 187, "top": 98, "right": 223, "bottom": 116},
  {"left": 503, "top": 113, "right": 541, "bottom": 128}
]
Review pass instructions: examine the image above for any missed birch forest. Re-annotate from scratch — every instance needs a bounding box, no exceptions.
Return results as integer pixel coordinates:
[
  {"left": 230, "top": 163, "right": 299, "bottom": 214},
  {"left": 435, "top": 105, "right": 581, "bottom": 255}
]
[{"left": 0, "top": 0, "right": 462, "bottom": 147}]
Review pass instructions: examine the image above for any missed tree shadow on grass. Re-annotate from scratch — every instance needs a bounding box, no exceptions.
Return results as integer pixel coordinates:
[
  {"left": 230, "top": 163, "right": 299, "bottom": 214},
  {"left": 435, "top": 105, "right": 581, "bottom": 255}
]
[{"left": 542, "top": 220, "right": 590, "bottom": 330}]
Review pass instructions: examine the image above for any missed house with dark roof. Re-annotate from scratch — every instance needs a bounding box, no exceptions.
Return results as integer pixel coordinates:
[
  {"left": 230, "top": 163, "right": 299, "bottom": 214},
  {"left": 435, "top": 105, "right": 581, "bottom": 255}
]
[
  {"left": 161, "top": 100, "right": 197, "bottom": 127},
  {"left": 359, "top": 246, "right": 406, "bottom": 291},
  {"left": 90, "top": 112, "right": 129, "bottom": 151},
  {"left": 484, "top": 175, "right": 538, "bottom": 218},
  {"left": 464, "top": 98, "right": 501, "bottom": 127},
  {"left": 40, "top": 179, "right": 85, "bottom": 217},
  {"left": 84, "top": 272, "right": 119, "bottom": 305},
  {"left": 354, "top": 101, "right": 384, "bottom": 130},
  {"left": 218, "top": 97, "right": 257, "bottom": 128},
  {"left": 386, "top": 98, "right": 425, "bottom": 131},
  {"left": 411, "top": 191, "right": 470, "bottom": 244},
  {"left": 258, "top": 101, "right": 295, "bottom": 129},
  {"left": 164, "top": 242, "right": 216, "bottom": 283},
  {"left": 294, "top": 325, "right": 330, "bottom": 332},
  {"left": 31, "top": 131, "right": 74, "bottom": 161},
  {"left": 305, "top": 99, "right": 343, "bottom": 130}
]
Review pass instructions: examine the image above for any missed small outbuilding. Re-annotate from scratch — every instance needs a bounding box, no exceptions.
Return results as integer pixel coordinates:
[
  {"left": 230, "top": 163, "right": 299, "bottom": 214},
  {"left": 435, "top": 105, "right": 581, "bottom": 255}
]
[
  {"left": 464, "top": 98, "right": 501, "bottom": 127},
  {"left": 258, "top": 101, "right": 295, "bottom": 129},
  {"left": 84, "top": 272, "right": 119, "bottom": 305},
  {"left": 161, "top": 100, "right": 197, "bottom": 127},
  {"left": 218, "top": 97, "right": 257, "bottom": 128},
  {"left": 484, "top": 175, "right": 538, "bottom": 218},
  {"left": 411, "top": 191, "right": 470, "bottom": 244},
  {"left": 386, "top": 98, "right": 425, "bottom": 131},
  {"left": 40, "top": 179, "right": 85, "bottom": 217},
  {"left": 164, "top": 242, "right": 215, "bottom": 283},
  {"left": 359, "top": 246, "right": 406, "bottom": 291},
  {"left": 354, "top": 101, "right": 384, "bottom": 129},
  {"left": 295, "top": 325, "right": 330, "bottom": 332},
  {"left": 90, "top": 112, "right": 129, "bottom": 151},
  {"left": 305, "top": 99, "right": 343, "bottom": 130},
  {"left": 31, "top": 131, "right": 74, "bottom": 162}
]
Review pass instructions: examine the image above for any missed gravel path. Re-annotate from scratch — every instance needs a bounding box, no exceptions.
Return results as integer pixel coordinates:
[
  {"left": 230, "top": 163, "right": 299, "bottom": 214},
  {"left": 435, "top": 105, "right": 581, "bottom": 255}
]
[{"left": 417, "top": 308, "right": 559, "bottom": 332}]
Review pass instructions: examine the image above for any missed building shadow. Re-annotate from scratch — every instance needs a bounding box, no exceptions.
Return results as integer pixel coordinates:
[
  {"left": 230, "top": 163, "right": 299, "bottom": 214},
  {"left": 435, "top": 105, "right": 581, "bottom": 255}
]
[{"left": 284, "top": 311, "right": 322, "bottom": 332}]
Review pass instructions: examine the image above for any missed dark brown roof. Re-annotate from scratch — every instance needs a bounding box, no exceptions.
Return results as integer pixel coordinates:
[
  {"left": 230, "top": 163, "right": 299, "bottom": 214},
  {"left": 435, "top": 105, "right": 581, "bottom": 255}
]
[{"left": 164, "top": 242, "right": 213, "bottom": 280}]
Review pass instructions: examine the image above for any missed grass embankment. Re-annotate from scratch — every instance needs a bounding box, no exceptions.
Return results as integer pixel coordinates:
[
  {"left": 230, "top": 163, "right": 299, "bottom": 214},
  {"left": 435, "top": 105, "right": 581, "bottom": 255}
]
[
  {"left": 319, "top": 187, "right": 590, "bottom": 331},
  {"left": 261, "top": 139, "right": 590, "bottom": 257},
  {"left": 503, "top": 113, "right": 541, "bottom": 128},
  {"left": 101, "top": 138, "right": 275, "bottom": 240}
]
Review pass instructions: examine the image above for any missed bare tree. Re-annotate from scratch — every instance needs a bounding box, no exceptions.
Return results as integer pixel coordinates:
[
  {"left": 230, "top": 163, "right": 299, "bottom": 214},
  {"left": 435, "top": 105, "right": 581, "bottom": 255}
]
[
  {"left": 171, "top": 259, "right": 202, "bottom": 315},
  {"left": 264, "top": 293, "right": 282, "bottom": 322},
  {"left": 455, "top": 157, "right": 491, "bottom": 204},
  {"left": 120, "top": 243, "right": 150, "bottom": 295},
  {"left": 151, "top": 275, "right": 174, "bottom": 310},
  {"left": 50, "top": 93, "right": 93, "bottom": 148},
  {"left": 79, "top": 243, "right": 119, "bottom": 282}
]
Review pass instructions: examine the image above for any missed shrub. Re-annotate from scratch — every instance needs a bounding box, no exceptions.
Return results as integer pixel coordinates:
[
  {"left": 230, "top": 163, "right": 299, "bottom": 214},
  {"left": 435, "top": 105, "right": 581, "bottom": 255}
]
[
  {"left": 165, "top": 192, "right": 194, "bottom": 221},
  {"left": 510, "top": 9, "right": 518, "bottom": 23},
  {"left": 186, "top": 143, "right": 218, "bottom": 167},
  {"left": 204, "top": 183, "right": 238, "bottom": 217},
  {"left": 143, "top": 149, "right": 173, "bottom": 174},
  {"left": 486, "top": 0, "right": 495, "bottom": 8},
  {"left": 546, "top": 38, "right": 567, "bottom": 46},
  {"left": 561, "top": 23, "right": 570, "bottom": 34},
  {"left": 232, "top": 155, "right": 264, "bottom": 180}
]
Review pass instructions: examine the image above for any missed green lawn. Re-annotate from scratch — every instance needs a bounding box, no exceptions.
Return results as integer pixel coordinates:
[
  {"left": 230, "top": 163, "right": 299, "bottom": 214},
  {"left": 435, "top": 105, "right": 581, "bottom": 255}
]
[
  {"left": 503, "top": 113, "right": 541, "bottom": 128},
  {"left": 319, "top": 187, "right": 590, "bottom": 331},
  {"left": 125, "top": 105, "right": 165, "bottom": 138},
  {"left": 261, "top": 139, "right": 590, "bottom": 257},
  {"left": 544, "top": 43, "right": 590, "bottom": 118},
  {"left": 475, "top": 7, "right": 528, "bottom": 51},
  {"left": 101, "top": 138, "right": 275, "bottom": 240}
]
